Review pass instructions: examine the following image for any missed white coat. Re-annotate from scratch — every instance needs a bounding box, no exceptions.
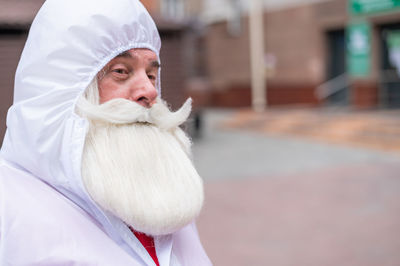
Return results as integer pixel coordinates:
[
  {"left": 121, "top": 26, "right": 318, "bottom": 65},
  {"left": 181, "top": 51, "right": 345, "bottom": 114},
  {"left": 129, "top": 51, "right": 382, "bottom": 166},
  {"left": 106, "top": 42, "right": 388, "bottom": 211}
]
[{"left": 0, "top": 0, "right": 212, "bottom": 265}]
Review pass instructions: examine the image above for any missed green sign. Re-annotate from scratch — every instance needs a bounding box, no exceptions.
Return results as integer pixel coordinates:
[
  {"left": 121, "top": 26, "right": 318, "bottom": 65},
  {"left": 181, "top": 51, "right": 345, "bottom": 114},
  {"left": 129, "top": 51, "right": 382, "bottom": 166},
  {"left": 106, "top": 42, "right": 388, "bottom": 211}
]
[
  {"left": 350, "top": 0, "right": 400, "bottom": 15},
  {"left": 347, "top": 21, "right": 371, "bottom": 77}
]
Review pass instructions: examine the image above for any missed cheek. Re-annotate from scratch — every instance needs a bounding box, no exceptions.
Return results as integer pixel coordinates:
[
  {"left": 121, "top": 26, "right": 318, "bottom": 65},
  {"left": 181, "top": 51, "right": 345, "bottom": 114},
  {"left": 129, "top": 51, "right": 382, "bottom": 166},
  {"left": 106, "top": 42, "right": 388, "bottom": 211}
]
[{"left": 98, "top": 78, "right": 129, "bottom": 103}]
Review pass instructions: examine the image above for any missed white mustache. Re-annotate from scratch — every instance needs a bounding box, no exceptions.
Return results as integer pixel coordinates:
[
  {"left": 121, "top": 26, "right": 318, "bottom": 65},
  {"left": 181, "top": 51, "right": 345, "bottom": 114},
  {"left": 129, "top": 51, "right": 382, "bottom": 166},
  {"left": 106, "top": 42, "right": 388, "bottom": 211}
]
[{"left": 76, "top": 96, "right": 192, "bottom": 130}]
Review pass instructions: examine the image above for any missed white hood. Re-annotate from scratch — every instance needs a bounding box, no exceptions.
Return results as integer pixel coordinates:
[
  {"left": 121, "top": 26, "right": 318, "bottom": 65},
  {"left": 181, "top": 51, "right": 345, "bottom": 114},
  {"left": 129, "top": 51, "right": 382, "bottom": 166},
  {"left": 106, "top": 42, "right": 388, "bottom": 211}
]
[{"left": 1, "top": 0, "right": 161, "bottom": 244}]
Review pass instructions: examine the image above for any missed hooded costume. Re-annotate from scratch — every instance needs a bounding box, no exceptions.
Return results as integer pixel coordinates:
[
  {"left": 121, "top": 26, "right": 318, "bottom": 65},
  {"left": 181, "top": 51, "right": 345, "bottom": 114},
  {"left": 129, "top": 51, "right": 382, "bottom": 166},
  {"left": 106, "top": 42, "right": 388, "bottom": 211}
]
[{"left": 0, "top": 0, "right": 211, "bottom": 265}]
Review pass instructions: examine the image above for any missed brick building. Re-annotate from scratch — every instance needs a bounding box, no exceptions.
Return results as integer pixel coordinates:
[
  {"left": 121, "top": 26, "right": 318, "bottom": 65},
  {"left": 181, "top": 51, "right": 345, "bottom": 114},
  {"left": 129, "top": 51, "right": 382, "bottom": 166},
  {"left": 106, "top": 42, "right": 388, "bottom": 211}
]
[
  {"left": 201, "top": 0, "right": 400, "bottom": 108},
  {"left": 142, "top": 0, "right": 208, "bottom": 110},
  {"left": 3, "top": 0, "right": 397, "bottom": 143}
]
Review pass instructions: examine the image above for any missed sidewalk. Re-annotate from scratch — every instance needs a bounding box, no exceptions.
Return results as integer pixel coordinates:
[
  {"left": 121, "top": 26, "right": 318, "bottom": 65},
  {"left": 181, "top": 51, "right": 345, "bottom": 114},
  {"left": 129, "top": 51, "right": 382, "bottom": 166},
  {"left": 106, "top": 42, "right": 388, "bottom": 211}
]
[
  {"left": 193, "top": 107, "right": 400, "bottom": 266},
  {"left": 223, "top": 107, "right": 400, "bottom": 153}
]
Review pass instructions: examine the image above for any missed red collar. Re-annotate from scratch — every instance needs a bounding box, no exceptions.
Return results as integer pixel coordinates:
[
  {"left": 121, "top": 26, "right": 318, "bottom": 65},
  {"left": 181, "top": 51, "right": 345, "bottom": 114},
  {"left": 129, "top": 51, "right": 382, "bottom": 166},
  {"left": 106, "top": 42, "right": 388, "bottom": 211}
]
[{"left": 128, "top": 226, "right": 160, "bottom": 266}]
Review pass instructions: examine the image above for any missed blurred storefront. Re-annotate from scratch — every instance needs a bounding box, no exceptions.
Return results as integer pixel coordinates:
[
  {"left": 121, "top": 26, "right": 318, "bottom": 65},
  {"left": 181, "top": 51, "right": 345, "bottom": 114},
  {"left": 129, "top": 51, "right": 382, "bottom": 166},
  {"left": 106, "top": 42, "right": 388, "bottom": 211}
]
[
  {"left": 343, "top": 0, "right": 400, "bottom": 108},
  {"left": 2, "top": 0, "right": 400, "bottom": 143},
  {"left": 201, "top": 0, "right": 400, "bottom": 109}
]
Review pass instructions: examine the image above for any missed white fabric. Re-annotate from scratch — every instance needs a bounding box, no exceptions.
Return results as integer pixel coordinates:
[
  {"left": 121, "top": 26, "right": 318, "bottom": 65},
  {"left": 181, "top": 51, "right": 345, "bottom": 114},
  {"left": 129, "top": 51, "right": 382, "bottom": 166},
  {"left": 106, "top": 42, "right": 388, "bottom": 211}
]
[{"left": 0, "top": 0, "right": 211, "bottom": 265}]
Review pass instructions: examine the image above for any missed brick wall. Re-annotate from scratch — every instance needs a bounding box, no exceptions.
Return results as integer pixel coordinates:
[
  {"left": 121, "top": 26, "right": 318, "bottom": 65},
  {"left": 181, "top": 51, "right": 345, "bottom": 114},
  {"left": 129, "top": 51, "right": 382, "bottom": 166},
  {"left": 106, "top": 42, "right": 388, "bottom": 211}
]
[
  {"left": 160, "top": 30, "right": 186, "bottom": 110},
  {"left": 204, "top": 2, "right": 325, "bottom": 107},
  {"left": 204, "top": 19, "right": 251, "bottom": 91},
  {"left": 351, "top": 80, "right": 379, "bottom": 108},
  {"left": 265, "top": 5, "right": 324, "bottom": 85}
]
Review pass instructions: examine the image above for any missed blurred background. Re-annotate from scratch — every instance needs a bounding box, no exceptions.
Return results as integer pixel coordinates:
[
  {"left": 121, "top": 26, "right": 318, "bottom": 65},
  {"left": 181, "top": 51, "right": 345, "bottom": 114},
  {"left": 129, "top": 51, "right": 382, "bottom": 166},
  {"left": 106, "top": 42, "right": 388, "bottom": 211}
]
[{"left": 1, "top": 0, "right": 400, "bottom": 265}]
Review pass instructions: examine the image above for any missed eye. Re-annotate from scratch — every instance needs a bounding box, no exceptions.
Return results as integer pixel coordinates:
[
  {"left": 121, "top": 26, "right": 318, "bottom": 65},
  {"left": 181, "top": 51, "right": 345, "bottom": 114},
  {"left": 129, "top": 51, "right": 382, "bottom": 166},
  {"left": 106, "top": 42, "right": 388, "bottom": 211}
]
[
  {"left": 112, "top": 68, "right": 129, "bottom": 75},
  {"left": 110, "top": 66, "right": 130, "bottom": 80},
  {"left": 148, "top": 74, "right": 156, "bottom": 81}
]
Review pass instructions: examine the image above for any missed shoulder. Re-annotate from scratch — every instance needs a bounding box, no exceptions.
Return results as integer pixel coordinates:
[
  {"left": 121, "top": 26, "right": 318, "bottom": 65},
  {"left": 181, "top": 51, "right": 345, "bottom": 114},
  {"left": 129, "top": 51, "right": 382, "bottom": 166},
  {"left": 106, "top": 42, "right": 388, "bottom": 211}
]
[
  {"left": 0, "top": 160, "right": 22, "bottom": 211},
  {"left": 172, "top": 222, "right": 213, "bottom": 266},
  {"left": 0, "top": 159, "right": 52, "bottom": 208},
  {"left": 0, "top": 159, "right": 86, "bottom": 225},
  {"left": 0, "top": 160, "right": 56, "bottom": 225},
  {"left": 0, "top": 159, "right": 140, "bottom": 265}
]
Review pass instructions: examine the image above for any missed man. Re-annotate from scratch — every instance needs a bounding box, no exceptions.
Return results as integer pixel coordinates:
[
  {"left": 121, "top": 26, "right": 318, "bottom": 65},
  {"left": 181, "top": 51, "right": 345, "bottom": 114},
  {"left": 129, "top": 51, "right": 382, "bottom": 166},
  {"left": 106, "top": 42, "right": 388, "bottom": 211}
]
[{"left": 0, "top": 0, "right": 211, "bottom": 265}]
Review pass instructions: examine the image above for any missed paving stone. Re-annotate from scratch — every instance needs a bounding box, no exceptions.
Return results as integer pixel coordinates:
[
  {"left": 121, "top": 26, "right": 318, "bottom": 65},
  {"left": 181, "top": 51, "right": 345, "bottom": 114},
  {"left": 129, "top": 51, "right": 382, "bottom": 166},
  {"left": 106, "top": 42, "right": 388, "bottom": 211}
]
[{"left": 193, "top": 108, "right": 400, "bottom": 266}]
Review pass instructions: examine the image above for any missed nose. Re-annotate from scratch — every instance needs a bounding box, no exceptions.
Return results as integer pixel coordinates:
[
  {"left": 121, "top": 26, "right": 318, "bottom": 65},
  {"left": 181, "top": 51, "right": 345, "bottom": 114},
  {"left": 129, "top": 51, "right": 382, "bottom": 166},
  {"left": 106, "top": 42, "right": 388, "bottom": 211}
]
[{"left": 132, "top": 73, "right": 158, "bottom": 108}]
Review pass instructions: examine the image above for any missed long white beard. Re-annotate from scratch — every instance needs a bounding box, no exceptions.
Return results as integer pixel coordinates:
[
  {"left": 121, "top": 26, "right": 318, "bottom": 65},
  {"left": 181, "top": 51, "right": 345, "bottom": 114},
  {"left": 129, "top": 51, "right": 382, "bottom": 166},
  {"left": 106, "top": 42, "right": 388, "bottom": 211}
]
[{"left": 77, "top": 97, "right": 204, "bottom": 236}]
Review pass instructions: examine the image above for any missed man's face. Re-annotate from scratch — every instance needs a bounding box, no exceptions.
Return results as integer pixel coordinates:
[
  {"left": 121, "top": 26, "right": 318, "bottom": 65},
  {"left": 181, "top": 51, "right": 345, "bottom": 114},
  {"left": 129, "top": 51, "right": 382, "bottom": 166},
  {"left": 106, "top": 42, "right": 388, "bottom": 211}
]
[
  {"left": 98, "top": 48, "right": 160, "bottom": 107},
  {"left": 79, "top": 50, "right": 203, "bottom": 235}
]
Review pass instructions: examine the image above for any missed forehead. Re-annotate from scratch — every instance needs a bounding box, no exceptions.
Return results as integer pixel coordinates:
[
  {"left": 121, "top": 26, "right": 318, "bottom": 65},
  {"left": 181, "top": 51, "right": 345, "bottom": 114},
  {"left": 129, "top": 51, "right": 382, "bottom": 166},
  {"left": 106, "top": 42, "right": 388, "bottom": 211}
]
[{"left": 111, "top": 48, "right": 158, "bottom": 63}]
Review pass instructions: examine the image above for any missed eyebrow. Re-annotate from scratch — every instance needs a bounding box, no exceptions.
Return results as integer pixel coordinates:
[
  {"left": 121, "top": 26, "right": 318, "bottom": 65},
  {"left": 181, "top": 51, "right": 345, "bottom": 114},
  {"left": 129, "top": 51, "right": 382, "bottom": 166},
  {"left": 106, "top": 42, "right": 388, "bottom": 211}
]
[
  {"left": 116, "top": 51, "right": 132, "bottom": 58},
  {"left": 116, "top": 51, "right": 160, "bottom": 68},
  {"left": 150, "top": 60, "right": 161, "bottom": 69}
]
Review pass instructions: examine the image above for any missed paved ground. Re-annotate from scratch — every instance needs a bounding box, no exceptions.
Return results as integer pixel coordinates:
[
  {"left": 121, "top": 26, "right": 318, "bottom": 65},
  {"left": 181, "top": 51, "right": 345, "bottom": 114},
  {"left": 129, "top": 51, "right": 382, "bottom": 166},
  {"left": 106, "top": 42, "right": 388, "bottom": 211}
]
[
  {"left": 192, "top": 107, "right": 400, "bottom": 266},
  {"left": 223, "top": 107, "right": 400, "bottom": 153}
]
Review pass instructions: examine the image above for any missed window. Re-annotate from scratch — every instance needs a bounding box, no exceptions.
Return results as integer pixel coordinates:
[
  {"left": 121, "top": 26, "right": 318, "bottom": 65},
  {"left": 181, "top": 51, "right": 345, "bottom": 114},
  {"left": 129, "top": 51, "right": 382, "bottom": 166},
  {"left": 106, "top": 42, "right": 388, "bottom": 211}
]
[{"left": 161, "top": 0, "right": 185, "bottom": 20}]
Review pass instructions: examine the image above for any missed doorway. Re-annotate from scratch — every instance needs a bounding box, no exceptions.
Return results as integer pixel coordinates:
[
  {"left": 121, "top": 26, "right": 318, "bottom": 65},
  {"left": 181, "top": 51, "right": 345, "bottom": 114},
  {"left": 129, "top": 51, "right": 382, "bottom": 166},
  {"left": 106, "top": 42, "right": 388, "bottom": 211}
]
[
  {"left": 379, "top": 23, "right": 400, "bottom": 108},
  {"left": 325, "top": 29, "right": 348, "bottom": 105}
]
